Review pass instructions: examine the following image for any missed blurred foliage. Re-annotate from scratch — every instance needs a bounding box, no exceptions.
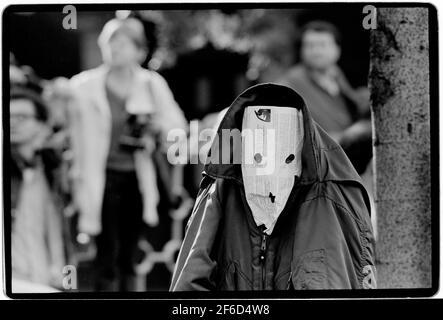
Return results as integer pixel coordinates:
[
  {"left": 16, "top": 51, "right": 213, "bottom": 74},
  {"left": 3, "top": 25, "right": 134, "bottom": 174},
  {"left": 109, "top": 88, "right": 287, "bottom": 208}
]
[{"left": 135, "top": 9, "right": 301, "bottom": 70}]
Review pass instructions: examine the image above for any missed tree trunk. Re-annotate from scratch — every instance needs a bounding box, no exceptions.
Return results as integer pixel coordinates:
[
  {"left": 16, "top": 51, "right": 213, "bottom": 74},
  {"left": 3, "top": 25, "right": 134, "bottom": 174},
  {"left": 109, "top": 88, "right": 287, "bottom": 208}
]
[{"left": 369, "top": 8, "right": 431, "bottom": 288}]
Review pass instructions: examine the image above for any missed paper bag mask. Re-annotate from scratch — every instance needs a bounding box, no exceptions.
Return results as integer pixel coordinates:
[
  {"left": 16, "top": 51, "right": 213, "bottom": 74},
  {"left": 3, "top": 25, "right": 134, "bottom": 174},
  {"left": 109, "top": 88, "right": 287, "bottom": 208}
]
[{"left": 241, "top": 106, "right": 304, "bottom": 234}]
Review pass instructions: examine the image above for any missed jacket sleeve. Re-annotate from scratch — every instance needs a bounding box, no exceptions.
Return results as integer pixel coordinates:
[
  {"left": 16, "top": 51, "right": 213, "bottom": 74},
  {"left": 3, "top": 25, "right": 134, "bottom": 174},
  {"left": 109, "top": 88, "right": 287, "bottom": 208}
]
[
  {"left": 336, "top": 182, "right": 377, "bottom": 289},
  {"left": 67, "top": 76, "right": 101, "bottom": 235},
  {"left": 292, "top": 183, "right": 377, "bottom": 289},
  {"left": 149, "top": 72, "right": 188, "bottom": 140},
  {"left": 170, "top": 179, "right": 222, "bottom": 291}
]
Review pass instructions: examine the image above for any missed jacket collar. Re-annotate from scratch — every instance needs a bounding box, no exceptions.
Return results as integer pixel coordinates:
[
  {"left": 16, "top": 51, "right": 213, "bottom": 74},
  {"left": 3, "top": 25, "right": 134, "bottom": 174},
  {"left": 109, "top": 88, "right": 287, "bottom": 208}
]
[
  {"left": 88, "top": 64, "right": 156, "bottom": 117},
  {"left": 203, "top": 83, "right": 363, "bottom": 186}
]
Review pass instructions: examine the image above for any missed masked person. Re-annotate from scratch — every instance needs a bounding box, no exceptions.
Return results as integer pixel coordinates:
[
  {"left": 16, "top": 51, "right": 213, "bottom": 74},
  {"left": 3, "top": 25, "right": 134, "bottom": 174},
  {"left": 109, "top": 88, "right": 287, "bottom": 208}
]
[
  {"left": 170, "top": 84, "right": 376, "bottom": 290},
  {"left": 69, "top": 17, "right": 187, "bottom": 291}
]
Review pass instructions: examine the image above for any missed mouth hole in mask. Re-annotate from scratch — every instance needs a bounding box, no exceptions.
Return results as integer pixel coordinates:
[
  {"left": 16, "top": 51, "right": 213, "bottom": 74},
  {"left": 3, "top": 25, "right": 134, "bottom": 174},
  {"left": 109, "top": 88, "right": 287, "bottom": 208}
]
[{"left": 269, "top": 192, "right": 276, "bottom": 203}]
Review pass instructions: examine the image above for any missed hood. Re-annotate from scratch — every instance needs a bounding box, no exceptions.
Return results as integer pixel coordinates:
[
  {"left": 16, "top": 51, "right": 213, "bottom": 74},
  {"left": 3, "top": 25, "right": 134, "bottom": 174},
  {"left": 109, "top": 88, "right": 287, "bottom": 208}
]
[{"left": 203, "top": 83, "right": 364, "bottom": 187}]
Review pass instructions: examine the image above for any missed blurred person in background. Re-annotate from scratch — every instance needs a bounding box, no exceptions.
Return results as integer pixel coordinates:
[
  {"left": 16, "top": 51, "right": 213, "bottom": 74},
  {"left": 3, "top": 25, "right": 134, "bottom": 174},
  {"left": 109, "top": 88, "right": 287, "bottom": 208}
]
[
  {"left": 10, "top": 66, "right": 66, "bottom": 292},
  {"left": 68, "top": 17, "right": 187, "bottom": 291},
  {"left": 280, "top": 21, "right": 370, "bottom": 141}
]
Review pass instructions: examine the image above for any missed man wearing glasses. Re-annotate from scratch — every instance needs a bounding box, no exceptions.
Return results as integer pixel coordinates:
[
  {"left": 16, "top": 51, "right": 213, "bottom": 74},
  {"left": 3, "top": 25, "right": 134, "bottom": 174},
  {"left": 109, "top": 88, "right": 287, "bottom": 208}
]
[{"left": 10, "top": 82, "right": 66, "bottom": 292}]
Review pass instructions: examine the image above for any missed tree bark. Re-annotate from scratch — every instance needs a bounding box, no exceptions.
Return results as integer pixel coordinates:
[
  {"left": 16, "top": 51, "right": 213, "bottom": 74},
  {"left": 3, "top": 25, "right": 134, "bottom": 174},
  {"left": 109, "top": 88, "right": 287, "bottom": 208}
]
[{"left": 369, "top": 7, "right": 431, "bottom": 288}]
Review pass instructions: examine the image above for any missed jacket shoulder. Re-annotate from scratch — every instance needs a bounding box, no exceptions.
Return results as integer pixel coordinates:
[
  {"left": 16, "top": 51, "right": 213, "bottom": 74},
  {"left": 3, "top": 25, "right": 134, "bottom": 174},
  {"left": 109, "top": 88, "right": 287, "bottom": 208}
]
[
  {"left": 303, "top": 181, "right": 370, "bottom": 218},
  {"left": 280, "top": 65, "right": 307, "bottom": 84},
  {"left": 70, "top": 67, "right": 104, "bottom": 86},
  {"left": 145, "top": 69, "right": 171, "bottom": 87}
]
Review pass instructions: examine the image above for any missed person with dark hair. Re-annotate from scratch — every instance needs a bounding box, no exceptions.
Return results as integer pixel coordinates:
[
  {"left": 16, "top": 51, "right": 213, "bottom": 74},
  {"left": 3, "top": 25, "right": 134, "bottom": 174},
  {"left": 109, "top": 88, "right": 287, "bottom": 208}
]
[
  {"left": 280, "top": 20, "right": 369, "bottom": 142},
  {"left": 68, "top": 17, "right": 187, "bottom": 291},
  {"left": 300, "top": 20, "right": 342, "bottom": 48},
  {"left": 10, "top": 78, "right": 66, "bottom": 292}
]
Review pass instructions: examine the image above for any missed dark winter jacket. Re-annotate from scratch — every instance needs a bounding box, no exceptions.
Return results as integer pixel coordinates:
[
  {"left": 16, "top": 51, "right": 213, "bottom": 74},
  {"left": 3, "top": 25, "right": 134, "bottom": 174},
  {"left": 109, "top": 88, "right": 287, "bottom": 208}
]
[{"left": 170, "top": 83, "right": 376, "bottom": 291}]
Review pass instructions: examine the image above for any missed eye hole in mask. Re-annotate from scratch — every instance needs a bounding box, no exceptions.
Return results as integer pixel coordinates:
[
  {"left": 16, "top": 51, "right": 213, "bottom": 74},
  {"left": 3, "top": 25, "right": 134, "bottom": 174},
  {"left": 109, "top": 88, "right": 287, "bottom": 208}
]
[
  {"left": 285, "top": 154, "right": 295, "bottom": 164},
  {"left": 254, "top": 153, "right": 263, "bottom": 164}
]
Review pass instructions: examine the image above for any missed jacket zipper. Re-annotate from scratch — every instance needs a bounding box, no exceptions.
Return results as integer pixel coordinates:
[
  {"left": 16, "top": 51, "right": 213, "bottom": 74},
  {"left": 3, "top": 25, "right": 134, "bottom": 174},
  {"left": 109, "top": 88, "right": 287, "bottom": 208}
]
[
  {"left": 259, "top": 231, "right": 268, "bottom": 290},
  {"left": 286, "top": 271, "right": 293, "bottom": 290},
  {"left": 235, "top": 182, "right": 279, "bottom": 290}
]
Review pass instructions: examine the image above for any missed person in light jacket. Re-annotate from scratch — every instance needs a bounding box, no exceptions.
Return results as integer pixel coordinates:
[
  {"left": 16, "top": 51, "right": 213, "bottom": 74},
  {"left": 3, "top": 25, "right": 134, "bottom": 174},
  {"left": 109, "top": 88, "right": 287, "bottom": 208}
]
[{"left": 69, "top": 17, "right": 187, "bottom": 291}]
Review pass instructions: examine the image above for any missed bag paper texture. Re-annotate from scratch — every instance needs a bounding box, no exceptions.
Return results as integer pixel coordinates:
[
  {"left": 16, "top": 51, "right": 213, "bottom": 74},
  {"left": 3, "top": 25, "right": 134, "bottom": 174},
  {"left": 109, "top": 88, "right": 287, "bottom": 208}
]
[{"left": 241, "top": 106, "right": 304, "bottom": 234}]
